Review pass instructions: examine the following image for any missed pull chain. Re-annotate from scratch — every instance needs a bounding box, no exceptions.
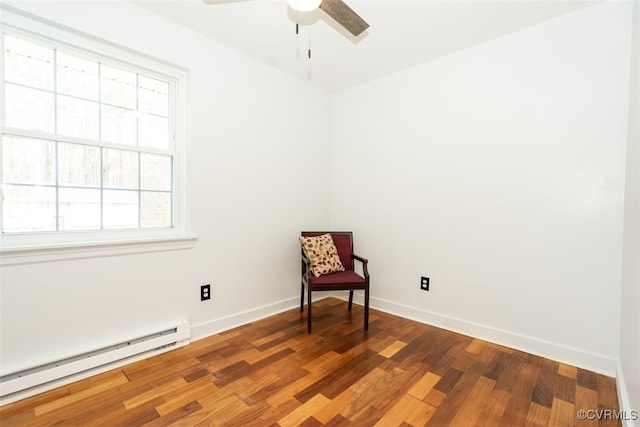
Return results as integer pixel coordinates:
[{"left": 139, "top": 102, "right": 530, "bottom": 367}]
[
  {"left": 293, "top": 12, "right": 313, "bottom": 64},
  {"left": 307, "top": 25, "right": 312, "bottom": 82},
  {"left": 295, "top": 10, "right": 301, "bottom": 60}
]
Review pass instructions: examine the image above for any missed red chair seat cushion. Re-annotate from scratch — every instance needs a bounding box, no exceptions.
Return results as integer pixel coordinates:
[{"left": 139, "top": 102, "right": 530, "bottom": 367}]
[{"left": 308, "top": 270, "right": 365, "bottom": 285}]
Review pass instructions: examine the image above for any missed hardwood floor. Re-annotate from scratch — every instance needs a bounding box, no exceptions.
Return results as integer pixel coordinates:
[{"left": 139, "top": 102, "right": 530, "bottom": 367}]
[{"left": 0, "top": 298, "right": 620, "bottom": 426}]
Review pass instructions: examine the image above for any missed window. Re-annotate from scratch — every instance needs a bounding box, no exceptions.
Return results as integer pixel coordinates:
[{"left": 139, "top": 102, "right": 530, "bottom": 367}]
[{"left": 0, "top": 11, "right": 192, "bottom": 263}]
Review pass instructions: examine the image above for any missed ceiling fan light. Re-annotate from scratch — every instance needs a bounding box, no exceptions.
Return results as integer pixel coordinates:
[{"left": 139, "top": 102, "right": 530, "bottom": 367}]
[{"left": 287, "top": 0, "right": 322, "bottom": 12}]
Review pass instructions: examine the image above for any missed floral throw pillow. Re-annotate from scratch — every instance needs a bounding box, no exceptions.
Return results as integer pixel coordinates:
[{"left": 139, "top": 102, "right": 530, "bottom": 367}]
[{"left": 300, "top": 233, "right": 345, "bottom": 278}]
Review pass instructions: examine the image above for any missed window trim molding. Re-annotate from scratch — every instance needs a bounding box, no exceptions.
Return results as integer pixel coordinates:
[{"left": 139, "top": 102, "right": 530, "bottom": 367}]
[{"left": 0, "top": 233, "right": 197, "bottom": 266}]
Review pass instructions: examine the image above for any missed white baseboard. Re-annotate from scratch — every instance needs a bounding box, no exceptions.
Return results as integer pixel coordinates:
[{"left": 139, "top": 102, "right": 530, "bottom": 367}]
[
  {"left": 4, "top": 293, "right": 621, "bottom": 408},
  {"left": 193, "top": 292, "right": 617, "bottom": 376},
  {"left": 191, "top": 296, "right": 301, "bottom": 340},
  {"left": 617, "top": 362, "right": 640, "bottom": 427},
  {"left": 338, "top": 292, "right": 617, "bottom": 376}
]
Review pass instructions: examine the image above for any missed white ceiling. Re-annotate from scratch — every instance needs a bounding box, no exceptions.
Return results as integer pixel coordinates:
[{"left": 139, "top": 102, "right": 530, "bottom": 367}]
[{"left": 133, "top": 0, "right": 595, "bottom": 92}]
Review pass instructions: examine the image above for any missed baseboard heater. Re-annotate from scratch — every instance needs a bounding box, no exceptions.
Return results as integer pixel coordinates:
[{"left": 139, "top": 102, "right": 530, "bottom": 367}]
[{"left": 0, "top": 322, "right": 190, "bottom": 400}]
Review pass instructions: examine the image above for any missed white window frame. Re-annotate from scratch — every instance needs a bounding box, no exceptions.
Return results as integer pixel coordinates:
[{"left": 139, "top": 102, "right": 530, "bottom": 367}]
[{"left": 0, "top": 7, "right": 195, "bottom": 266}]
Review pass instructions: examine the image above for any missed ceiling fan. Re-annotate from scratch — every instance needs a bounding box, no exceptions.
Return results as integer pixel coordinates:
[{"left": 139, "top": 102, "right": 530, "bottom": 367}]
[{"left": 202, "top": 0, "right": 369, "bottom": 37}]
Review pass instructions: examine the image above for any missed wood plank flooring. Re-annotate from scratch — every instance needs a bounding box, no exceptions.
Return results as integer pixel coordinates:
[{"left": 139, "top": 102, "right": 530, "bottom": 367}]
[{"left": 0, "top": 298, "right": 620, "bottom": 426}]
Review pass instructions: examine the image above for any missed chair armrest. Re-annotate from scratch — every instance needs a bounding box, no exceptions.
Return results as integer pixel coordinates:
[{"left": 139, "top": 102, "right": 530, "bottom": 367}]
[
  {"left": 352, "top": 254, "right": 368, "bottom": 263},
  {"left": 352, "top": 253, "right": 369, "bottom": 279}
]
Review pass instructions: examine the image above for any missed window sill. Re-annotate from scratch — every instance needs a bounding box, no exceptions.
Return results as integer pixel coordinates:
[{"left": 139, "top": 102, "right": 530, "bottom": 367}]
[{"left": 0, "top": 234, "right": 197, "bottom": 266}]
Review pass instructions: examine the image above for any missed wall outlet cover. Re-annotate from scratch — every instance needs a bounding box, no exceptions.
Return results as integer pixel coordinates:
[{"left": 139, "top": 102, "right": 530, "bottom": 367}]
[{"left": 201, "top": 284, "right": 211, "bottom": 301}]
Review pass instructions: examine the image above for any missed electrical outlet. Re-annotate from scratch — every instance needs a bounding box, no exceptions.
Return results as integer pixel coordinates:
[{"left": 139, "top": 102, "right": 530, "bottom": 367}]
[
  {"left": 201, "top": 284, "right": 211, "bottom": 301},
  {"left": 420, "top": 276, "right": 429, "bottom": 291}
]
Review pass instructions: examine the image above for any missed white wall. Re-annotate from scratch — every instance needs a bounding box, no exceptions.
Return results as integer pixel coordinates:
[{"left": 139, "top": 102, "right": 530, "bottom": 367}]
[
  {"left": 619, "top": 0, "right": 640, "bottom": 420},
  {"left": 330, "top": 1, "right": 632, "bottom": 374},
  {"left": 0, "top": 1, "right": 331, "bottom": 375},
  {"left": 0, "top": 0, "right": 636, "bottom": 399}
]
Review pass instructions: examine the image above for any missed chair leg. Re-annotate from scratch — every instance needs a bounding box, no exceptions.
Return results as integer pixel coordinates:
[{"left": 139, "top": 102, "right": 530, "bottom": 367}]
[
  {"left": 300, "top": 282, "right": 304, "bottom": 312},
  {"left": 348, "top": 290, "right": 354, "bottom": 310},
  {"left": 307, "top": 287, "right": 313, "bottom": 333},
  {"left": 364, "top": 286, "right": 369, "bottom": 331}
]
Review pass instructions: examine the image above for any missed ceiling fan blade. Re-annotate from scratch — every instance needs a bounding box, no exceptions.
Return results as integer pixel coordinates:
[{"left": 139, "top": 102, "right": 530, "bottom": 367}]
[{"left": 319, "top": 0, "right": 369, "bottom": 37}]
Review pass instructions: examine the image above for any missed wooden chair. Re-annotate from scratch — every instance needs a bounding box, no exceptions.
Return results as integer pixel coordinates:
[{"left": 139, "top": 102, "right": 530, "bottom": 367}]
[{"left": 300, "top": 231, "right": 370, "bottom": 333}]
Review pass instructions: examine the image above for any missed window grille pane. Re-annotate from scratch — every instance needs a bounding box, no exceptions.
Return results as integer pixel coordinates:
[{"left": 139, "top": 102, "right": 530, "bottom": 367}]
[
  {"left": 138, "top": 113, "right": 169, "bottom": 150},
  {"left": 138, "top": 75, "right": 168, "bottom": 116},
  {"left": 1, "top": 32, "right": 177, "bottom": 236},
  {"left": 102, "top": 148, "right": 138, "bottom": 189},
  {"left": 101, "top": 104, "right": 137, "bottom": 145},
  {"left": 2, "top": 185, "right": 56, "bottom": 232},
  {"left": 58, "top": 188, "right": 101, "bottom": 231},
  {"left": 101, "top": 65, "right": 136, "bottom": 109},
  {"left": 58, "top": 142, "right": 100, "bottom": 187},
  {"left": 57, "top": 95, "right": 99, "bottom": 140},
  {"left": 56, "top": 51, "right": 99, "bottom": 101},
  {"left": 1, "top": 136, "right": 55, "bottom": 185},
  {"left": 5, "top": 84, "right": 55, "bottom": 133},
  {"left": 3, "top": 34, "right": 54, "bottom": 90},
  {"left": 140, "top": 153, "right": 171, "bottom": 191},
  {"left": 103, "top": 190, "right": 138, "bottom": 229},
  {"left": 141, "top": 191, "right": 171, "bottom": 228}
]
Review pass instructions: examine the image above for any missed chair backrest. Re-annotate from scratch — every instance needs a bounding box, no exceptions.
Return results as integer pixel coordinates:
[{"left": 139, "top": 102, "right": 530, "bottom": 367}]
[{"left": 301, "top": 231, "right": 354, "bottom": 271}]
